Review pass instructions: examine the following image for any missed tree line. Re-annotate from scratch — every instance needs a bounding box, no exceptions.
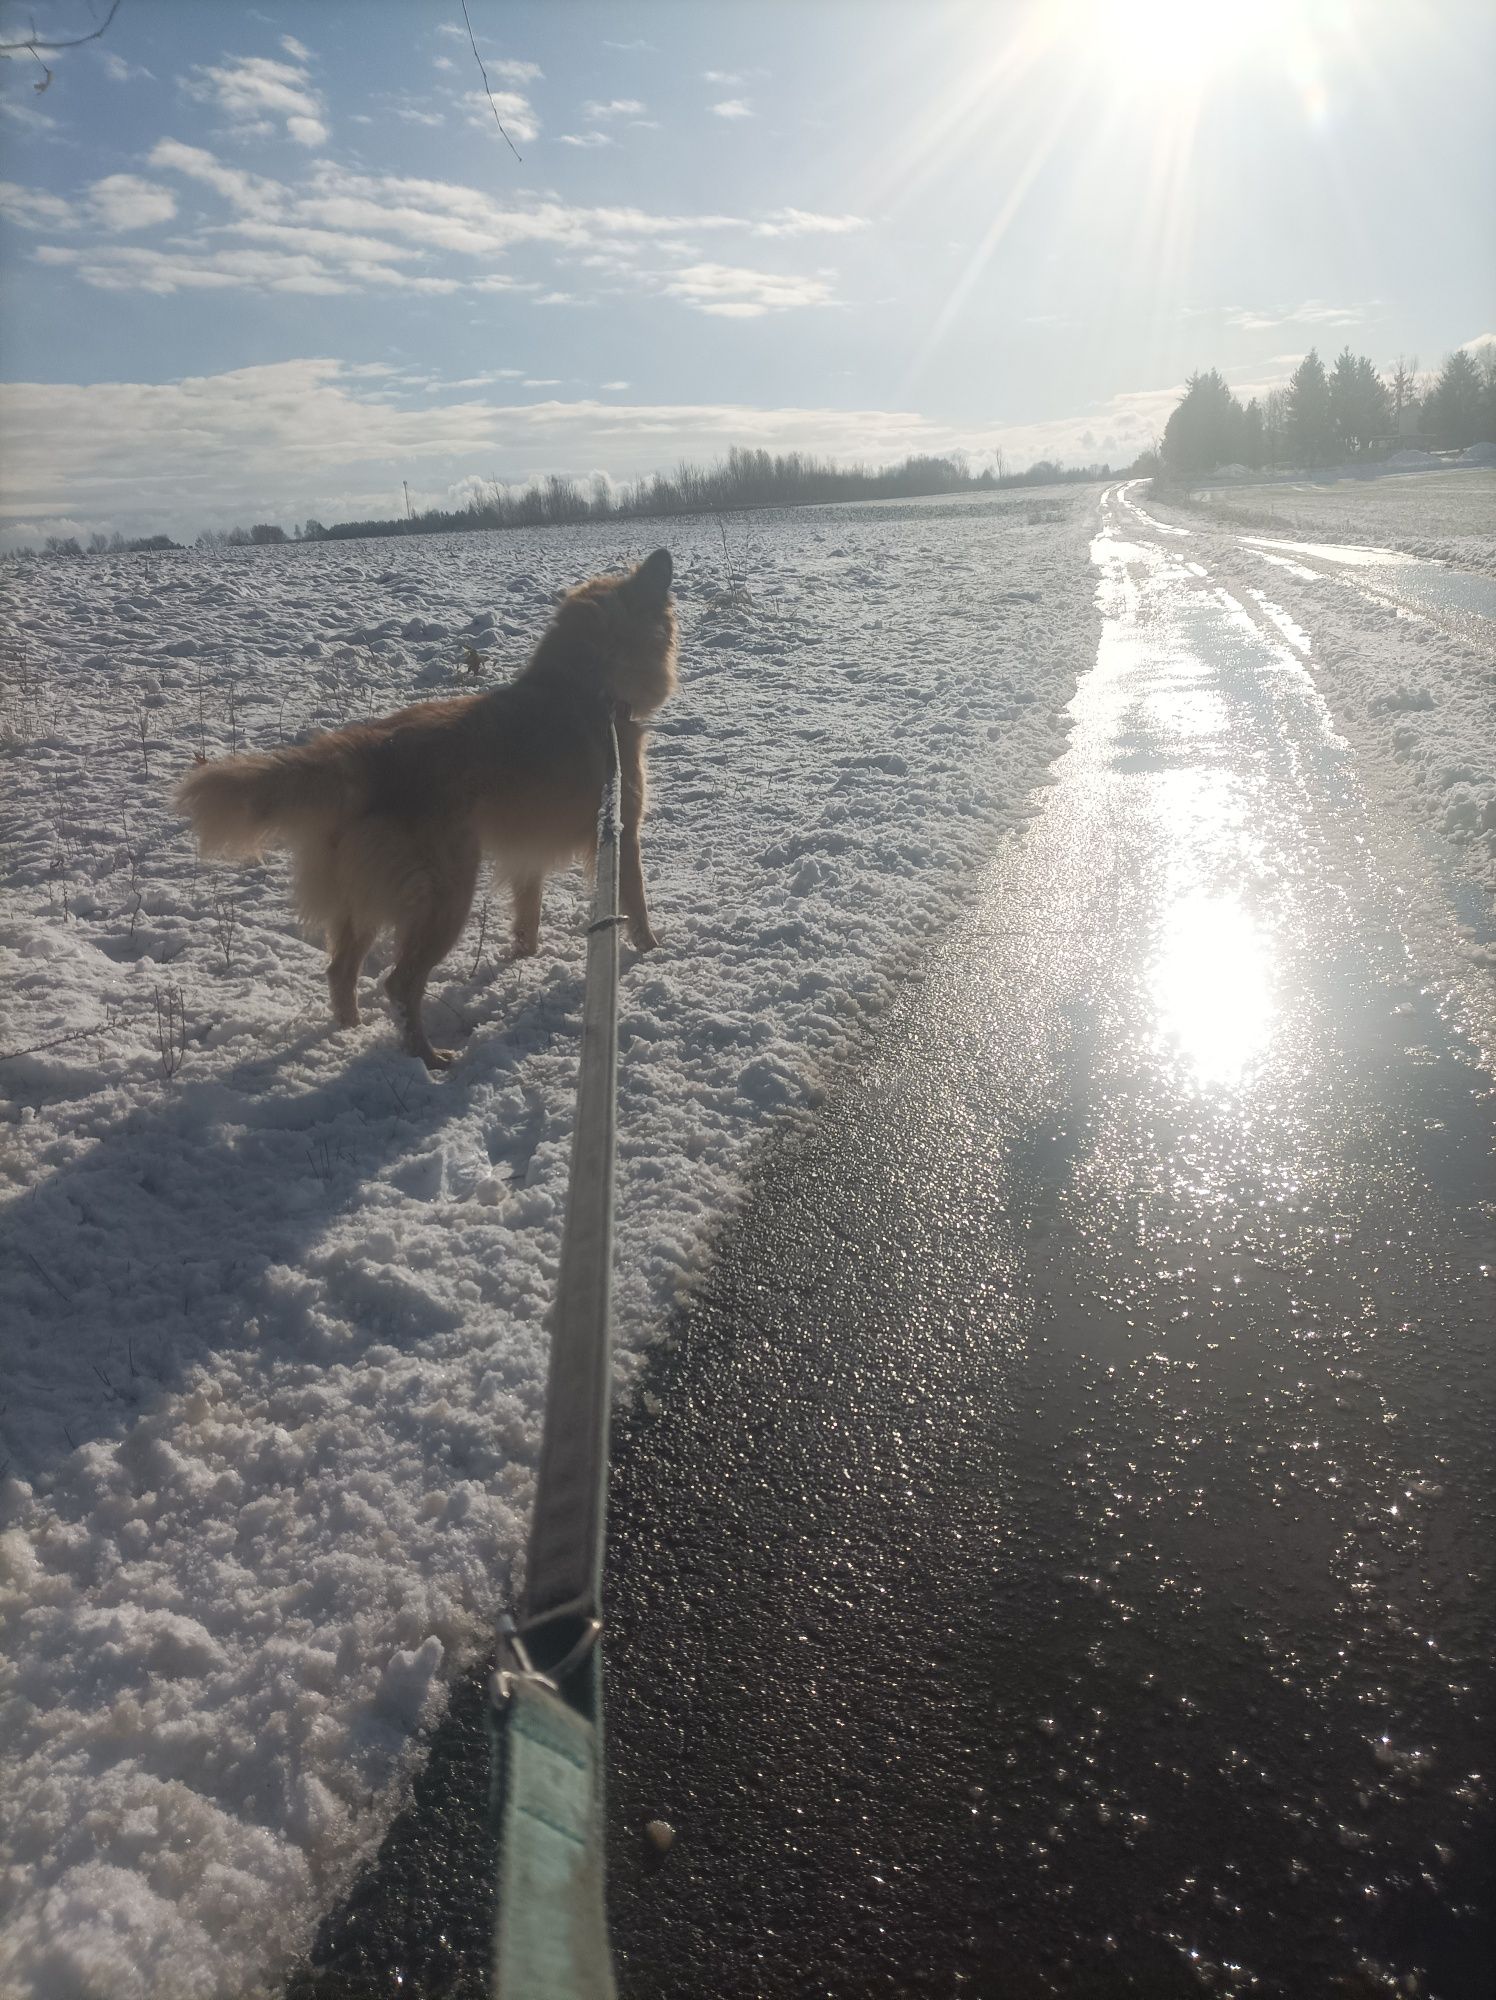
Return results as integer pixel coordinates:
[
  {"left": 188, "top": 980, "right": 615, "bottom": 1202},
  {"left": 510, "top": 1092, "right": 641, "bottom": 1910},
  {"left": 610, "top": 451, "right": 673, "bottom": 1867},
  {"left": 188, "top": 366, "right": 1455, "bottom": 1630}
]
[
  {"left": 8, "top": 445, "right": 1120, "bottom": 559},
  {"left": 1157, "top": 344, "right": 1496, "bottom": 479},
  {"left": 258, "top": 446, "right": 1111, "bottom": 546}
]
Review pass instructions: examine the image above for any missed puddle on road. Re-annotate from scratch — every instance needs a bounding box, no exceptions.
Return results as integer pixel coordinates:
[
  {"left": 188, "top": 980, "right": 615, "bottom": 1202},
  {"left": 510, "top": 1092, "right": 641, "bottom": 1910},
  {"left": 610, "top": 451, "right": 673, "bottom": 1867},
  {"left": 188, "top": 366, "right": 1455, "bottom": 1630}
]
[{"left": 1149, "top": 889, "right": 1275, "bottom": 1089}]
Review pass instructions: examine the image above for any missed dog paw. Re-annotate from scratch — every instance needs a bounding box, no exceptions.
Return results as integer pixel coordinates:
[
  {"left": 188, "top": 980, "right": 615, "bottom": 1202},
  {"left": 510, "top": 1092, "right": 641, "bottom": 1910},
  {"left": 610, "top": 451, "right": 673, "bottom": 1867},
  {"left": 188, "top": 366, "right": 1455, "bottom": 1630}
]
[
  {"left": 510, "top": 937, "right": 539, "bottom": 959},
  {"left": 630, "top": 927, "right": 660, "bottom": 953},
  {"left": 421, "top": 1046, "right": 458, "bottom": 1071}
]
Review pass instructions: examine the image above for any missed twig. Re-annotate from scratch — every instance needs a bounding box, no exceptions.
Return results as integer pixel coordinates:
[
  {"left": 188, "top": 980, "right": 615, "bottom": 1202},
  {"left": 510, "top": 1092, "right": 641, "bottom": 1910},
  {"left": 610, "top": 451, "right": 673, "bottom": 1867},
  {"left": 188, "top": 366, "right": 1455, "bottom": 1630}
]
[
  {"left": 23, "top": 1248, "right": 70, "bottom": 1299},
  {"left": 210, "top": 875, "right": 239, "bottom": 970},
  {"left": 0, "top": 0, "right": 123, "bottom": 53},
  {"left": 467, "top": 895, "right": 491, "bottom": 979},
  {"left": 0, "top": 1009, "right": 123, "bottom": 1061},
  {"left": 460, "top": 0, "right": 523, "bottom": 160},
  {"left": 154, "top": 983, "right": 187, "bottom": 1078}
]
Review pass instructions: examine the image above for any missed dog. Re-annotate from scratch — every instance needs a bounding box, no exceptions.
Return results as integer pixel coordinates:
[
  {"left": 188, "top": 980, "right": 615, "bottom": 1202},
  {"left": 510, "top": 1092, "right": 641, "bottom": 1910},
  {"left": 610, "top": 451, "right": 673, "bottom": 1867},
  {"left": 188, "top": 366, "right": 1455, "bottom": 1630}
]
[{"left": 176, "top": 548, "right": 677, "bottom": 1068}]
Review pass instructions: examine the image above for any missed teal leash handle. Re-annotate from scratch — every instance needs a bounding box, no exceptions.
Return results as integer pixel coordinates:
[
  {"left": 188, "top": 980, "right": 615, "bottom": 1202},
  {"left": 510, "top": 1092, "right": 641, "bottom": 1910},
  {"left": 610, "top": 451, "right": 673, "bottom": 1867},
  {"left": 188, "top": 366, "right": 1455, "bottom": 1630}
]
[{"left": 490, "top": 721, "right": 624, "bottom": 2000}]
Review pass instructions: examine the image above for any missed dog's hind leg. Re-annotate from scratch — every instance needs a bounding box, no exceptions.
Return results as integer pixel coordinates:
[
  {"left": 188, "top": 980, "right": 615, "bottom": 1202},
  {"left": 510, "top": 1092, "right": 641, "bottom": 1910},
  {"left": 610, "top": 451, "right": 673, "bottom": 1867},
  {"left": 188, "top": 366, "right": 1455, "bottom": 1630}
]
[
  {"left": 511, "top": 874, "right": 542, "bottom": 958},
  {"left": 327, "top": 920, "right": 376, "bottom": 1029},
  {"left": 386, "top": 835, "right": 479, "bottom": 1070}
]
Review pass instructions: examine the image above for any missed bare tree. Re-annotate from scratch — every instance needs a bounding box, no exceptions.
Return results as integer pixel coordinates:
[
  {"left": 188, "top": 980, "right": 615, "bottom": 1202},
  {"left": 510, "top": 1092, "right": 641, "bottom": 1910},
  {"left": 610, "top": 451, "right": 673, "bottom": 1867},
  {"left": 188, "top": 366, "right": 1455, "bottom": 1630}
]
[
  {"left": 1390, "top": 354, "right": 1419, "bottom": 420},
  {"left": 0, "top": 0, "right": 123, "bottom": 93}
]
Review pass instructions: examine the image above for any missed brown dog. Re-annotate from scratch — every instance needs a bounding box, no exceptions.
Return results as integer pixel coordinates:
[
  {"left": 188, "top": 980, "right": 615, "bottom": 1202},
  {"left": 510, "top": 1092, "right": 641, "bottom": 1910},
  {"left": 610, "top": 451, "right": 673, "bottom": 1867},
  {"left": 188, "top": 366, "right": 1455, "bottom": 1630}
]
[{"left": 176, "top": 548, "right": 677, "bottom": 1067}]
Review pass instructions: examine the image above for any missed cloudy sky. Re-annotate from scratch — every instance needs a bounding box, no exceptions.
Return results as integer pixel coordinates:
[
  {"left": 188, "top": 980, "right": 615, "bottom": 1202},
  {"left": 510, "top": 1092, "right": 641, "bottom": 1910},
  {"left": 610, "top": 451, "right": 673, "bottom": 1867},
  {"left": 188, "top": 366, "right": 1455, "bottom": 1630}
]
[{"left": 0, "top": 0, "right": 1491, "bottom": 543}]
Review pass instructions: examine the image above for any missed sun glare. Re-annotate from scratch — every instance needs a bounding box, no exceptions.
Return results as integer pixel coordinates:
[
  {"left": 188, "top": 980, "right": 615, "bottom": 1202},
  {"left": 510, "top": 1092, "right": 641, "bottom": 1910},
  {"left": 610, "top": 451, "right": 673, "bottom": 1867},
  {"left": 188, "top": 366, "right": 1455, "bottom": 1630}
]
[{"left": 1081, "top": 0, "right": 1290, "bottom": 92}]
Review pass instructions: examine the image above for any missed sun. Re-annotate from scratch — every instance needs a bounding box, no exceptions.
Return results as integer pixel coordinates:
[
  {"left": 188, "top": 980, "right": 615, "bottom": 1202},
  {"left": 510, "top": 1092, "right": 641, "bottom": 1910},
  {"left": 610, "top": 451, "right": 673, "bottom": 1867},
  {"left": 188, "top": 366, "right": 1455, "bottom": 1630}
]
[{"left": 1070, "top": 0, "right": 1291, "bottom": 93}]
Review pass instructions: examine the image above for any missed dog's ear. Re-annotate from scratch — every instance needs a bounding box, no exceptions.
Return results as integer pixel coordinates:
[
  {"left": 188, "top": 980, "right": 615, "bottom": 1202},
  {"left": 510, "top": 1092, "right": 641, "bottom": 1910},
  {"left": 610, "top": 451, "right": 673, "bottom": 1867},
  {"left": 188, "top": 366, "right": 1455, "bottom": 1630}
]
[{"left": 623, "top": 547, "right": 672, "bottom": 611}]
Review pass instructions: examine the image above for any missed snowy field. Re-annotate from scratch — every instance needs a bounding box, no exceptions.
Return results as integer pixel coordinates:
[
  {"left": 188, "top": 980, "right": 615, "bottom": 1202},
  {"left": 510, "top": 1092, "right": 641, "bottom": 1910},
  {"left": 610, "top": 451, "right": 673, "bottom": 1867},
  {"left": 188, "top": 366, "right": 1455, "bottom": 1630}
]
[
  {"left": 1189, "top": 465, "right": 1496, "bottom": 575},
  {"left": 0, "top": 493, "right": 1101, "bottom": 1998}
]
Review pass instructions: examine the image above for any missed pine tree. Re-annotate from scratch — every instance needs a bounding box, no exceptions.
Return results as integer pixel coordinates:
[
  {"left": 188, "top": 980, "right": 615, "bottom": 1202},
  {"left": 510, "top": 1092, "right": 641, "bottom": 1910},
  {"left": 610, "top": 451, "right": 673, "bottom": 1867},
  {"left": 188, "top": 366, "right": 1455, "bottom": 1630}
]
[
  {"left": 1241, "top": 397, "right": 1265, "bottom": 470},
  {"left": 1161, "top": 369, "right": 1245, "bottom": 478},
  {"left": 1424, "top": 349, "right": 1484, "bottom": 449},
  {"left": 1286, "top": 349, "right": 1333, "bottom": 467}
]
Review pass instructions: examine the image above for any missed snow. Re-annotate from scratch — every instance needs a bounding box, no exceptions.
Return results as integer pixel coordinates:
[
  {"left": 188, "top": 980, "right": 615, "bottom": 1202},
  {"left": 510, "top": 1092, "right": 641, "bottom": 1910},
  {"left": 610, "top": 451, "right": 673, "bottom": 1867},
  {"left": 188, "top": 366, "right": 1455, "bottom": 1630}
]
[
  {"left": 1189, "top": 466, "right": 1496, "bottom": 576},
  {"left": 1136, "top": 482, "right": 1496, "bottom": 926},
  {"left": 0, "top": 493, "right": 1102, "bottom": 1998}
]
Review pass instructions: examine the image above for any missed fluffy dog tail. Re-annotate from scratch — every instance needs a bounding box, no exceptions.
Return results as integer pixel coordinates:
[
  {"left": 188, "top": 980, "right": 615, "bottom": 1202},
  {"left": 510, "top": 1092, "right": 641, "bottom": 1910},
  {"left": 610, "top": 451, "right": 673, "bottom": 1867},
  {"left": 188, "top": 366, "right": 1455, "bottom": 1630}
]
[{"left": 175, "top": 744, "right": 356, "bottom": 859}]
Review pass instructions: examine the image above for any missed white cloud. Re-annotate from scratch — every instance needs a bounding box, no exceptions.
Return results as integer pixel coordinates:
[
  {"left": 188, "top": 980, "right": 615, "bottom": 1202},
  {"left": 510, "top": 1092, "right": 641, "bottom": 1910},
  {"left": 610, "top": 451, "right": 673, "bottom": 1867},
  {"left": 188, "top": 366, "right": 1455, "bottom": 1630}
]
[
  {"left": 148, "top": 139, "right": 285, "bottom": 219},
  {"left": 281, "top": 36, "right": 312, "bottom": 62},
  {"left": 37, "top": 244, "right": 350, "bottom": 296},
  {"left": 34, "top": 142, "right": 860, "bottom": 314},
  {"left": 0, "top": 97, "right": 59, "bottom": 133},
  {"left": 0, "top": 359, "right": 989, "bottom": 535},
  {"left": 522, "top": 378, "right": 563, "bottom": 387},
  {"left": 489, "top": 58, "right": 542, "bottom": 84},
  {"left": 704, "top": 70, "right": 747, "bottom": 85},
  {"left": 99, "top": 51, "right": 155, "bottom": 83},
  {"left": 89, "top": 174, "right": 177, "bottom": 232},
  {"left": 460, "top": 88, "right": 539, "bottom": 145},
  {"left": 0, "top": 181, "right": 76, "bottom": 230},
  {"left": 753, "top": 208, "right": 866, "bottom": 238},
  {"left": 558, "top": 133, "right": 613, "bottom": 149},
  {"left": 600, "top": 380, "right": 630, "bottom": 390},
  {"left": 0, "top": 356, "right": 1168, "bottom": 545},
  {"left": 662, "top": 262, "right": 835, "bottom": 317},
  {"left": 220, "top": 219, "right": 420, "bottom": 266},
  {"left": 1224, "top": 299, "right": 1368, "bottom": 333},
  {"left": 183, "top": 54, "right": 329, "bottom": 147},
  {"left": 582, "top": 99, "right": 645, "bottom": 119},
  {"left": 712, "top": 99, "right": 754, "bottom": 120}
]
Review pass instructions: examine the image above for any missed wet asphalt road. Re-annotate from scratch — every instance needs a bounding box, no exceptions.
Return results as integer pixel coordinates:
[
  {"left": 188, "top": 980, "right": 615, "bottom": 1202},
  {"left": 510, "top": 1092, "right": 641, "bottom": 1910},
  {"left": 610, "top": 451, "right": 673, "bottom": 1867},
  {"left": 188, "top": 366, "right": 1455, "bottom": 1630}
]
[{"left": 291, "top": 492, "right": 1495, "bottom": 1998}]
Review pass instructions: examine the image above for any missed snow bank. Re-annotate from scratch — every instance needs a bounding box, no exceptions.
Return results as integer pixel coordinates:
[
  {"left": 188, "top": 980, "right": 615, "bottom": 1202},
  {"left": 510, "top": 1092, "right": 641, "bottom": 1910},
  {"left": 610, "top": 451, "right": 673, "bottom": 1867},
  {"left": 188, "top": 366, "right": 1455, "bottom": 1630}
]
[{"left": 0, "top": 495, "right": 1101, "bottom": 1997}]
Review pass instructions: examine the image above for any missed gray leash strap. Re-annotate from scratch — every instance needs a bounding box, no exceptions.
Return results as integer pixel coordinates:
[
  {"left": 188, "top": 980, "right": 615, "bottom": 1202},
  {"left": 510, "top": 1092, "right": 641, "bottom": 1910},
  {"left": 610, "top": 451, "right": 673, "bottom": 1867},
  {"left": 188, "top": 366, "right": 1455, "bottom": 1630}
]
[{"left": 491, "top": 722, "right": 623, "bottom": 2000}]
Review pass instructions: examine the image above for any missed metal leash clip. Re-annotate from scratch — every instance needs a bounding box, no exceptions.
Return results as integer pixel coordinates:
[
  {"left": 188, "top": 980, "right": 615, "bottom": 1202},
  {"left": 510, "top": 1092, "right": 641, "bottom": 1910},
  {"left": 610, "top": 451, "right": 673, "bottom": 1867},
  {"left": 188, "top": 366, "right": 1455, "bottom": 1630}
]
[{"left": 490, "top": 1611, "right": 604, "bottom": 1707}]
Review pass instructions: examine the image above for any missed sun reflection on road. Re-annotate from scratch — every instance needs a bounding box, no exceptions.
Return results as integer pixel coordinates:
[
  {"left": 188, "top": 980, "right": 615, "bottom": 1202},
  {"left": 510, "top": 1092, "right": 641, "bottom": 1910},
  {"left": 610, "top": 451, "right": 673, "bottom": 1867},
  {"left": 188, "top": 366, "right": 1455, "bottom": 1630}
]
[{"left": 1150, "top": 890, "right": 1274, "bottom": 1088}]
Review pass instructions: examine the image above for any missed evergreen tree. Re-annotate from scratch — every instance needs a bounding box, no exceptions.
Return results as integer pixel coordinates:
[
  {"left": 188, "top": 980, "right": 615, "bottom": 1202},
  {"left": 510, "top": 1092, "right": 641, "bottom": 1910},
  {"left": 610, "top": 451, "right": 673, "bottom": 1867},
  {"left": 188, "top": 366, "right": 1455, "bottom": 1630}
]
[
  {"left": 1328, "top": 348, "right": 1389, "bottom": 455},
  {"left": 1241, "top": 397, "right": 1265, "bottom": 469},
  {"left": 1160, "top": 369, "right": 1244, "bottom": 477},
  {"left": 1285, "top": 348, "right": 1333, "bottom": 467},
  {"left": 1424, "top": 348, "right": 1484, "bottom": 448}
]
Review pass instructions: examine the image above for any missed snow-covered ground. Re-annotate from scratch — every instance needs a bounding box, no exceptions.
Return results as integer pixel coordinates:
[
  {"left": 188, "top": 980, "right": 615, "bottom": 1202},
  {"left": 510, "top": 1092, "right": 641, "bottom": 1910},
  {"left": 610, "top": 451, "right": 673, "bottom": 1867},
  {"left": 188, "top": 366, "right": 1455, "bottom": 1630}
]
[
  {"left": 0, "top": 493, "right": 1101, "bottom": 1998},
  {"left": 1126, "top": 480, "right": 1496, "bottom": 965},
  {"left": 1188, "top": 465, "right": 1496, "bottom": 575}
]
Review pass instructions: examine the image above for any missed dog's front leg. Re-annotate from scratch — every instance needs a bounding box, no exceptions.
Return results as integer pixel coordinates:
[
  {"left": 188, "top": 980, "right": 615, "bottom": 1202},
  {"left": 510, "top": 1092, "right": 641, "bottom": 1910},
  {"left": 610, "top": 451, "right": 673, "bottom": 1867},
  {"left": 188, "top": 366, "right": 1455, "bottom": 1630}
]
[
  {"left": 617, "top": 718, "right": 658, "bottom": 951},
  {"left": 620, "top": 823, "right": 658, "bottom": 951}
]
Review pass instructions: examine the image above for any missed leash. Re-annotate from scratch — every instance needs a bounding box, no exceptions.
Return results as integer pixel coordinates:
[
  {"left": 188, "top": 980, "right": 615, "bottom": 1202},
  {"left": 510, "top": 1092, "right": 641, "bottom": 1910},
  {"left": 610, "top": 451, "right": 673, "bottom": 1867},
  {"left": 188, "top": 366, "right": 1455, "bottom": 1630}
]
[{"left": 489, "top": 719, "right": 625, "bottom": 2000}]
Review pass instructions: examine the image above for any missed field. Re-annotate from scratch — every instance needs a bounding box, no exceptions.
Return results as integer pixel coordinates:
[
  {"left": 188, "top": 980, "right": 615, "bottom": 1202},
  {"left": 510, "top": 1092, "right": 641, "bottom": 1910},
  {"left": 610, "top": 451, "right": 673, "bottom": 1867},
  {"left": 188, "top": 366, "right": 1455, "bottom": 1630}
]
[
  {"left": 0, "top": 493, "right": 1101, "bottom": 1997},
  {"left": 1187, "top": 465, "right": 1496, "bottom": 573}
]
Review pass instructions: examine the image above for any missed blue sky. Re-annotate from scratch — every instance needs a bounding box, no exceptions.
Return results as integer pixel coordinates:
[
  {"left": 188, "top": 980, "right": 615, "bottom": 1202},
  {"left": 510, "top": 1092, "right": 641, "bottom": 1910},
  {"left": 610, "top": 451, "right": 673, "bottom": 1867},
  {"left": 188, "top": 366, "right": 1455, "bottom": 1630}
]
[{"left": 1, "top": 0, "right": 1492, "bottom": 542}]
